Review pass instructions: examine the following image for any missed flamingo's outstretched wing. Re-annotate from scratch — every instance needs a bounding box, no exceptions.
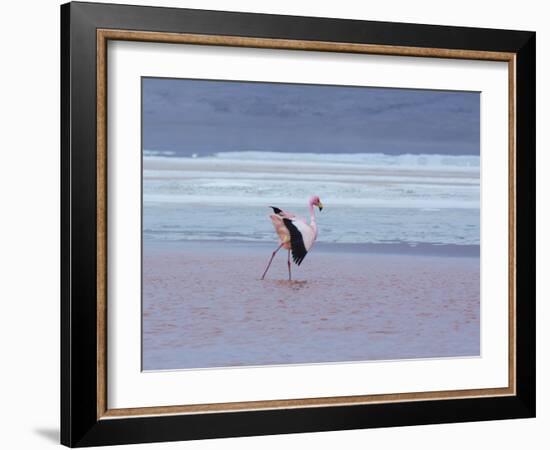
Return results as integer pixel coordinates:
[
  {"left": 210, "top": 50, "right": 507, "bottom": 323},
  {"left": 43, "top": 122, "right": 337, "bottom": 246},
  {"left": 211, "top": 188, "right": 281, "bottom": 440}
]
[
  {"left": 270, "top": 206, "right": 295, "bottom": 219},
  {"left": 270, "top": 214, "right": 290, "bottom": 245},
  {"left": 283, "top": 218, "right": 312, "bottom": 265}
]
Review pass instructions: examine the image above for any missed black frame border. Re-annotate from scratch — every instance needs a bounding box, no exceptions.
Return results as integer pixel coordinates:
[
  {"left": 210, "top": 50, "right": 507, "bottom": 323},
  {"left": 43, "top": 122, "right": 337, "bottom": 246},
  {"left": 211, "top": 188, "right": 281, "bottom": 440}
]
[{"left": 61, "top": 2, "right": 535, "bottom": 447}]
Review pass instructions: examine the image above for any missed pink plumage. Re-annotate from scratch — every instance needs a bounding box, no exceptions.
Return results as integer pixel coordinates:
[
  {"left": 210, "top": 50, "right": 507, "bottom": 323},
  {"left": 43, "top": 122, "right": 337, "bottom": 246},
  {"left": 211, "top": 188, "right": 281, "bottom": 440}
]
[{"left": 261, "top": 195, "right": 324, "bottom": 281}]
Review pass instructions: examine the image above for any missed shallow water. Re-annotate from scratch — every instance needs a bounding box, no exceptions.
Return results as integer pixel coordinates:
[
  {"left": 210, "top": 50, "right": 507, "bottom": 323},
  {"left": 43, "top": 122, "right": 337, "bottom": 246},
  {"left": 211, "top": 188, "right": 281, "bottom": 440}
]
[
  {"left": 142, "top": 241, "right": 480, "bottom": 371},
  {"left": 143, "top": 151, "right": 480, "bottom": 246}
]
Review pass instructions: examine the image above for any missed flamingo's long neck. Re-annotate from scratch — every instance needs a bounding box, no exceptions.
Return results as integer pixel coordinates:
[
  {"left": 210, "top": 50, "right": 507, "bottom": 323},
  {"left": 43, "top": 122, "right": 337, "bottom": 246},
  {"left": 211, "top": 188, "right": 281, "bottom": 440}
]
[
  {"left": 308, "top": 199, "right": 318, "bottom": 237},
  {"left": 308, "top": 200, "right": 316, "bottom": 223}
]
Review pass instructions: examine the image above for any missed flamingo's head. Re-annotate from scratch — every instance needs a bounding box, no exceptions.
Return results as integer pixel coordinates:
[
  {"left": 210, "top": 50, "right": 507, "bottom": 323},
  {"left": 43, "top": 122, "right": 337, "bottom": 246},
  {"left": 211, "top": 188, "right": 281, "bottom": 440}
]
[{"left": 310, "top": 195, "right": 324, "bottom": 211}]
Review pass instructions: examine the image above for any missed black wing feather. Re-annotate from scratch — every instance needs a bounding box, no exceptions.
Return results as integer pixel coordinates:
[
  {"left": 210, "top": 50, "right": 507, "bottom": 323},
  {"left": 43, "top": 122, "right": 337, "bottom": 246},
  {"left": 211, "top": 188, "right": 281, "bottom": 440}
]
[
  {"left": 270, "top": 206, "right": 283, "bottom": 214},
  {"left": 283, "top": 218, "right": 308, "bottom": 266}
]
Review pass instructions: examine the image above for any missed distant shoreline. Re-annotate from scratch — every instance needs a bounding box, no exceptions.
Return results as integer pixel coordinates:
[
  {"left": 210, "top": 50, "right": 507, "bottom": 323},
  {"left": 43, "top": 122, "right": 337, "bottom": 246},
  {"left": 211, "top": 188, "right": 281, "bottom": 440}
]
[{"left": 143, "top": 239, "right": 480, "bottom": 258}]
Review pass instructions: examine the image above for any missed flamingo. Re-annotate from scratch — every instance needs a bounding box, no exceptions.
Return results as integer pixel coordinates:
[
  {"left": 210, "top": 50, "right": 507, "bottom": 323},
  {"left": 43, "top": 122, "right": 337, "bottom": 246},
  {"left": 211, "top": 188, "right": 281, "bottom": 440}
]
[{"left": 261, "top": 195, "right": 324, "bottom": 281}]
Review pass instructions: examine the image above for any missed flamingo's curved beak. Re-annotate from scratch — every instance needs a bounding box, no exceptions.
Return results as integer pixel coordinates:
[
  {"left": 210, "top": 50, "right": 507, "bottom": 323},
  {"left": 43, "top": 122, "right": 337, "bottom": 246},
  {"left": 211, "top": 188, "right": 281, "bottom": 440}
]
[{"left": 318, "top": 202, "right": 324, "bottom": 211}]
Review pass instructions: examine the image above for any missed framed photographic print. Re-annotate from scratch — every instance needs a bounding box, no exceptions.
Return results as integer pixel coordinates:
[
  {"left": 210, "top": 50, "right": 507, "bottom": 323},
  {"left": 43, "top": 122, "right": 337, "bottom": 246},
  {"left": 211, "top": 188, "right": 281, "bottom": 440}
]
[{"left": 60, "top": 1, "right": 536, "bottom": 447}]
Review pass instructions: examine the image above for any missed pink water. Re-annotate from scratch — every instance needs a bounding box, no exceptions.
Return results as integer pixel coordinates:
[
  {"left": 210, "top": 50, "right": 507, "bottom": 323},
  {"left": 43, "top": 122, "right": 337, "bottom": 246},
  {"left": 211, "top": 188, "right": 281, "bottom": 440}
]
[{"left": 142, "top": 241, "right": 480, "bottom": 370}]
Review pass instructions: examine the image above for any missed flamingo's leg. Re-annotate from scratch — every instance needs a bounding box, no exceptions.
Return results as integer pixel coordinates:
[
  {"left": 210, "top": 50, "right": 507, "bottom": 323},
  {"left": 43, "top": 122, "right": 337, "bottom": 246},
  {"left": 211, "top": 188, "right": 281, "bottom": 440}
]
[
  {"left": 287, "top": 249, "right": 292, "bottom": 281},
  {"left": 261, "top": 243, "right": 284, "bottom": 280}
]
